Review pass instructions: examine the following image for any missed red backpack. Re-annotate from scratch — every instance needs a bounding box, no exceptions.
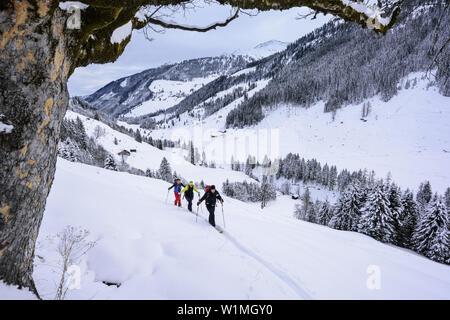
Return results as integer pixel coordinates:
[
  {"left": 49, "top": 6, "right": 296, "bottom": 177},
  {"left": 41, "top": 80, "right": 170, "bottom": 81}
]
[{"left": 204, "top": 185, "right": 211, "bottom": 193}]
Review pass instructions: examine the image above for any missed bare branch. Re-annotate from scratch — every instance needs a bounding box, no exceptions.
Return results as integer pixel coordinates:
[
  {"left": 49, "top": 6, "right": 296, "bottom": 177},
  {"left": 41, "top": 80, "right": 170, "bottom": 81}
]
[
  {"left": 134, "top": 7, "right": 240, "bottom": 32},
  {"left": 296, "top": 10, "right": 318, "bottom": 20}
]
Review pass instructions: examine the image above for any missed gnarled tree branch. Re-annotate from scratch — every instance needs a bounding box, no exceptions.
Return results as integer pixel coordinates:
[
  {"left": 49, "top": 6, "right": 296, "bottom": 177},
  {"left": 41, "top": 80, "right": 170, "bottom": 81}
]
[
  {"left": 133, "top": 7, "right": 240, "bottom": 32},
  {"left": 58, "top": 0, "right": 402, "bottom": 69}
]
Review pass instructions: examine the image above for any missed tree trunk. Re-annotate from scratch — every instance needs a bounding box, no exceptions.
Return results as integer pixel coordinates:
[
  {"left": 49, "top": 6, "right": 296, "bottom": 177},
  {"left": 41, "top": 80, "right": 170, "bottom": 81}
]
[{"left": 0, "top": 1, "right": 71, "bottom": 295}]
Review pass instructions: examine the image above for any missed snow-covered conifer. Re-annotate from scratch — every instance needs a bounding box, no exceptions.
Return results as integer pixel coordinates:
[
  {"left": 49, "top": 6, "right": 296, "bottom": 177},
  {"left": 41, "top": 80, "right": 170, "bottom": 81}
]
[
  {"left": 388, "top": 183, "right": 405, "bottom": 246},
  {"left": 329, "top": 183, "right": 363, "bottom": 231},
  {"left": 317, "top": 199, "right": 333, "bottom": 226},
  {"left": 400, "top": 189, "right": 419, "bottom": 249},
  {"left": 416, "top": 181, "right": 432, "bottom": 210},
  {"left": 158, "top": 157, "right": 173, "bottom": 182},
  {"left": 104, "top": 154, "right": 117, "bottom": 171},
  {"left": 358, "top": 183, "right": 396, "bottom": 243},
  {"left": 413, "top": 195, "right": 449, "bottom": 264}
]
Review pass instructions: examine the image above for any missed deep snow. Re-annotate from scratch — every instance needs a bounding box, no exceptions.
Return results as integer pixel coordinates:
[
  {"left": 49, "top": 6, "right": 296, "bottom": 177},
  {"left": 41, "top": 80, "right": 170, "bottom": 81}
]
[{"left": 3, "top": 159, "right": 449, "bottom": 299}]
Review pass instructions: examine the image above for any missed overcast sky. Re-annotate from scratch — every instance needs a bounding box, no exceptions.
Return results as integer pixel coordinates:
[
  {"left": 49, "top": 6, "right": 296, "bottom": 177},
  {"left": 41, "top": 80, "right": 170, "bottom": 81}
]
[{"left": 68, "top": 4, "right": 331, "bottom": 96}]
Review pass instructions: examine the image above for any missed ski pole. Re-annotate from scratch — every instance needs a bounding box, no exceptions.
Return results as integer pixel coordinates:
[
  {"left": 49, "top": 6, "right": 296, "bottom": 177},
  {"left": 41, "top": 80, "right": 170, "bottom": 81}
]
[
  {"left": 196, "top": 205, "right": 199, "bottom": 223},
  {"left": 221, "top": 203, "right": 226, "bottom": 229},
  {"left": 165, "top": 190, "right": 169, "bottom": 204}
]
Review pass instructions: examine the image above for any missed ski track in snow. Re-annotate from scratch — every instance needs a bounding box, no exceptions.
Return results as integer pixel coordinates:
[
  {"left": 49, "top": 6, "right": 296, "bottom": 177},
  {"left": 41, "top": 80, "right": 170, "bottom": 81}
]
[
  {"left": 191, "top": 202, "right": 312, "bottom": 299},
  {"left": 220, "top": 230, "right": 312, "bottom": 300}
]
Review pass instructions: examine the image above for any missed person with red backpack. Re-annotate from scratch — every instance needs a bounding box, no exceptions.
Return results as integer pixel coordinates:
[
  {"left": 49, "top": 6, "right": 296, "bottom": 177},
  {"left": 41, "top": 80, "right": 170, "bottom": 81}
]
[
  {"left": 168, "top": 179, "right": 185, "bottom": 207},
  {"left": 197, "top": 185, "right": 223, "bottom": 227}
]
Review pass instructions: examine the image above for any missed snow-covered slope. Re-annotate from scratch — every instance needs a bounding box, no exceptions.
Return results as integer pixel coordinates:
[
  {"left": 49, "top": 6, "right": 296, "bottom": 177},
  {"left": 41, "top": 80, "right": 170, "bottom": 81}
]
[
  {"left": 124, "top": 77, "right": 215, "bottom": 117},
  {"left": 149, "top": 74, "right": 450, "bottom": 192},
  {"left": 233, "top": 40, "right": 290, "bottom": 60},
  {"left": 64, "top": 110, "right": 251, "bottom": 186},
  {"left": 83, "top": 55, "right": 252, "bottom": 117},
  {"left": 82, "top": 40, "right": 288, "bottom": 119},
  {"left": 16, "top": 159, "right": 450, "bottom": 299}
]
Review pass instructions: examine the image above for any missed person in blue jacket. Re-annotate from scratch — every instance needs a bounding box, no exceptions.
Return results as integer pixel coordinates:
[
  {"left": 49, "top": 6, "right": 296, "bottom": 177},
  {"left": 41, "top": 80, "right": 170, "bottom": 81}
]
[{"left": 168, "top": 179, "right": 185, "bottom": 207}]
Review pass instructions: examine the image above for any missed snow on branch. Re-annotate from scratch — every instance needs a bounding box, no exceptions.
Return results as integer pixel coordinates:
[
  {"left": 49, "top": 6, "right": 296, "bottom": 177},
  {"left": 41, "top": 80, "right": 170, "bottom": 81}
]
[
  {"left": 58, "top": 1, "right": 89, "bottom": 10},
  {"left": 111, "top": 21, "right": 133, "bottom": 44},
  {"left": 341, "top": 0, "right": 398, "bottom": 30}
]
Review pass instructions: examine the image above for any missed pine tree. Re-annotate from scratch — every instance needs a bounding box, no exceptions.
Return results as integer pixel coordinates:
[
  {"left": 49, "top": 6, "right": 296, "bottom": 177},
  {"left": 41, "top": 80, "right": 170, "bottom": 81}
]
[
  {"left": 328, "top": 166, "right": 337, "bottom": 190},
  {"left": 413, "top": 195, "right": 449, "bottom": 264},
  {"left": 245, "top": 156, "right": 253, "bottom": 176},
  {"left": 145, "top": 169, "right": 154, "bottom": 178},
  {"left": 329, "top": 183, "right": 363, "bottom": 231},
  {"left": 322, "top": 164, "right": 330, "bottom": 187},
  {"left": 104, "top": 154, "right": 117, "bottom": 171},
  {"left": 444, "top": 187, "right": 450, "bottom": 210},
  {"left": 358, "top": 183, "right": 396, "bottom": 243},
  {"left": 317, "top": 199, "right": 333, "bottom": 226},
  {"left": 429, "top": 228, "right": 450, "bottom": 265},
  {"left": 58, "top": 138, "right": 79, "bottom": 162},
  {"left": 75, "top": 117, "right": 88, "bottom": 150},
  {"left": 189, "top": 142, "right": 195, "bottom": 165},
  {"left": 260, "top": 175, "right": 276, "bottom": 209},
  {"left": 400, "top": 189, "right": 419, "bottom": 249},
  {"left": 158, "top": 157, "right": 172, "bottom": 182},
  {"left": 135, "top": 129, "right": 142, "bottom": 143},
  {"left": 296, "top": 187, "right": 312, "bottom": 220},
  {"left": 305, "top": 201, "right": 319, "bottom": 223},
  {"left": 388, "top": 183, "right": 405, "bottom": 246},
  {"left": 416, "top": 181, "right": 432, "bottom": 210}
]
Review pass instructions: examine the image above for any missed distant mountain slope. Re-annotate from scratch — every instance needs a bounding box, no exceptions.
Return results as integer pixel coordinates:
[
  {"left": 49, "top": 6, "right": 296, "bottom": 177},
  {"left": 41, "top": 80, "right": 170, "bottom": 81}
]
[
  {"left": 226, "top": 0, "right": 449, "bottom": 128},
  {"left": 233, "top": 40, "right": 290, "bottom": 60},
  {"left": 148, "top": 72, "right": 450, "bottom": 193},
  {"left": 120, "top": 0, "right": 449, "bottom": 130},
  {"left": 81, "top": 38, "right": 292, "bottom": 119},
  {"left": 83, "top": 55, "right": 252, "bottom": 117}
]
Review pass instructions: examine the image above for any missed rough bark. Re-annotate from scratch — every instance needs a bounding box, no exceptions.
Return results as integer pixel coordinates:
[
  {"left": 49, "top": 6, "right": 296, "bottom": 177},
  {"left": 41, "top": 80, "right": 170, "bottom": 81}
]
[{"left": 0, "top": 1, "right": 70, "bottom": 295}]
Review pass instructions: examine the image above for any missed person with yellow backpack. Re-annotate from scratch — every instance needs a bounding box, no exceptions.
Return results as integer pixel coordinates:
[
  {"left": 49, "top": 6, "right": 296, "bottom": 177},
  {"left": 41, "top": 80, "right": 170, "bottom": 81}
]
[{"left": 181, "top": 181, "right": 201, "bottom": 212}]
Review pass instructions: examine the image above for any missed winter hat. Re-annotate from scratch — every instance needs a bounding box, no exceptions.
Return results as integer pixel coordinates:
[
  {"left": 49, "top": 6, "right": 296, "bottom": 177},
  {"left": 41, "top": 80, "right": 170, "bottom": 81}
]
[{"left": 210, "top": 185, "right": 216, "bottom": 190}]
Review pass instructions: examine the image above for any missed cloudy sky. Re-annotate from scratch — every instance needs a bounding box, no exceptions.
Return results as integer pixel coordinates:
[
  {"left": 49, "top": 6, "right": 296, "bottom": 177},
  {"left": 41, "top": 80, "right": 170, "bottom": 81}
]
[{"left": 68, "top": 3, "right": 331, "bottom": 96}]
